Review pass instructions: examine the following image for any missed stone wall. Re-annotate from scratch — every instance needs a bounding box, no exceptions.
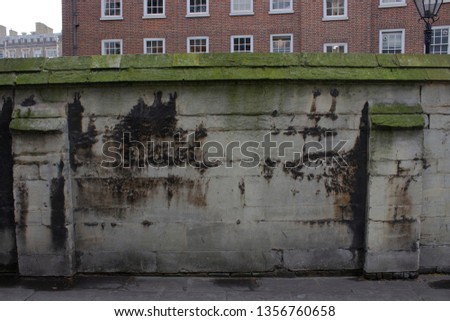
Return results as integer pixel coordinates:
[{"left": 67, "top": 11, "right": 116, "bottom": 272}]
[{"left": 0, "top": 53, "right": 449, "bottom": 276}]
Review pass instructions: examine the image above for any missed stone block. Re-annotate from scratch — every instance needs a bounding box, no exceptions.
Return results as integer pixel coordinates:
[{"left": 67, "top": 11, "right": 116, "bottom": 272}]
[
  {"left": 421, "top": 84, "right": 450, "bottom": 109},
  {"left": 10, "top": 118, "right": 67, "bottom": 133},
  {"left": 366, "top": 219, "right": 420, "bottom": 252},
  {"left": 283, "top": 248, "right": 362, "bottom": 270},
  {"left": 264, "top": 221, "right": 358, "bottom": 250},
  {"left": 437, "top": 158, "right": 450, "bottom": 174},
  {"left": 368, "top": 205, "right": 422, "bottom": 221},
  {"left": 12, "top": 103, "right": 66, "bottom": 119},
  {"left": 13, "top": 180, "right": 50, "bottom": 214},
  {"left": 368, "top": 176, "right": 423, "bottom": 207},
  {"left": 369, "top": 130, "right": 423, "bottom": 161},
  {"left": 15, "top": 224, "right": 71, "bottom": 256},
  {"left": 39, "top": 162, "right": 63, "bottom": 180},
  {"left": 13, "top": 164, "right": 39, "bottom": 181},
  {"left": 14, "top": 153, "right": 65, "bottom": 166},
  {"left": 420, "top": 216, "right": 450, "bottom": 245},
  {"left": 75, "top": 221, "right": 187, "bottom": 252},
  {"left": 421, "top": 201, "right": 446, "bottom": 218},
  {"left": 423, "top": 173, "right": 445, "bottom": 191},
  {"left": 424, "top": 130, "right": 447, "bottom": 159},
  {"left": 364, "top": 251, "right": 419, "bottom": 273},
  {"left": 76, "top": 250, "right": 157, "bottom": 273},
  {"left": 18, "top": 254, "right": 74, "bottom": 276},
  {"left": 397, "top": 160, "right": 423, "bottom": 176},
  {"left": 0, "top": 228, "right": 17, "bottom": 267},
  {"left": 369, "top": 160, "right": 398, "bottom": 176},
  {"left": 12, "top": 132, "right": 67, "bottom": 155},
  {"left": 186, "top": 222, "right": 270, "bottom": 251},
  {"left": 419, "top": 246, "right": 450, "bottom": 271},
  {"left": 155, "top": 250, "right": 280, "bottom": 273},
  {"left": 429, "top": 115, "right": 450, "bottom": 129},
  {"left": 15, "top": 88, "right": 68, "bottom": 105}
]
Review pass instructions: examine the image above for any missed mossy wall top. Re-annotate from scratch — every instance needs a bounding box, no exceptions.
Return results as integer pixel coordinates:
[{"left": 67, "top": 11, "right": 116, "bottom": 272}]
[{"left": 0, "top": 53, "right": 450, "bottom": 86}]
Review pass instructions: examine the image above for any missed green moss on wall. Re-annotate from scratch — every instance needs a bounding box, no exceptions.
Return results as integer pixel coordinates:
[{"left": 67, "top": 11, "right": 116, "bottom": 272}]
[
  {"left": 370, "top": 104, "right": 423, "bottom": 114},
  {"left": 9, "top": 118, "right": 66, "bottom": 132},
  {"left": 370, "top": 114, "right": 425, "bottom": 130},
  {"left": 1, "top": 53, "right": 450, "bottom": 86}
]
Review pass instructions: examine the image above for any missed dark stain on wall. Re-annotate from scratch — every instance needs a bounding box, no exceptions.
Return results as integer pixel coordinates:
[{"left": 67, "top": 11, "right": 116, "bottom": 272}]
[
  {"left": 104, "top": 91, "right": 179, "bottom": 167},
  {"left": 346, "top": 103, "right": 369, "bottom": 258},
  {"left": 20, "top": 95, "right": 36, "bottom": 107},
  {"left": 279, "top": 102, "right": 369, "bottom": 265},
  {"left": 68, "top": 93, "right": 98, "bottom": 171},
  {"left": 50, "top": 160, "right": 67, "bottom": 250},
  {"left": 77, "top": 176, "right": 208, "bottom": 209},
  {"left": 0, "top": 96, "right": 17, "bottom": 271}
]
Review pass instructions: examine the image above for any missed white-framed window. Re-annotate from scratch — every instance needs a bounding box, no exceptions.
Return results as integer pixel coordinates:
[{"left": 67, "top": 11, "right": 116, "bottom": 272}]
[
  {"left": 324, "top": 43, "right": 348, "bottom": 53},
  {"left": 269, "top": 0, "right": 293, "bottom": 14},
  {"left": 144, "top": 38, "right": 166, "bottom": 54},
  {"left": 101, "top": 0, "right": 123, "bottom": 20},
  {"left": 379, "top": 29, "right": 405, "bottom": 54},
  {"left": 0, "top": 50, "right": 4, "bottom": 59},
  {"left": 431, "top": 26, "right": 449, "bottom": 54},
  {"left": 231, "top": 0, "right": 253, "bottom": 15},
  {"left": 144, "top": 0, "right": 166, "bottom": 18},
  {"left": 271, "top": 34, "right": 293, "bottom": 53},
  {"left": 45, "top": 48, "right": 58, "bottom": 58},
  {"left": 231, "top": 35, "right": 253, "bottom": 52},
  {"left": 33, "top": 48, "right": 43, "bottom": 57},
  {"left": 102, "top": 39, "right": 123, "bottom": 55},
  {"left": 187, "top": 37, "right": 209, "bottom": 53},
  {"left": 187, "top": 0, "right": 209, "bottom": 17},
  {"left": 379, "top": 0, "right": 406, "bottom": 8},
  {"left": 7, "top": 50, "right": 16, "bottom": 58},
  {"left": 323, "top": 0, "right": 348, "bottom": 20},
  {"left": 21, "top": 49, "right": 31, "bottom": 58}
]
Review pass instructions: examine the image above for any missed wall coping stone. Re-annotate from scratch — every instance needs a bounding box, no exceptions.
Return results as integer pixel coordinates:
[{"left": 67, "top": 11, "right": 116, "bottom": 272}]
[
  {"left": 0, "top": 53, "right": 449, "bottom": 86},
  {"left": 370, "top": 103, "right": 425, "bottom": 130}
]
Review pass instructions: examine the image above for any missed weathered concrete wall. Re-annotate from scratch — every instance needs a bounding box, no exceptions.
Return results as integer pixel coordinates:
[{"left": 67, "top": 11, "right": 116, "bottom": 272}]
[
  {"left": 0, "top": 53, "right": 449, "bottom": 276},
  {"left": 421, "top": 84, "right": 450, "bottom": 273},
  {"left": 366, "top": 104, "right": 425, "bottom": 277}
]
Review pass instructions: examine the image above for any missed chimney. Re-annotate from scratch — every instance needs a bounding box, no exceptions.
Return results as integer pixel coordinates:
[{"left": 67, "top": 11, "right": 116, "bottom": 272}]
[
  {"left": 9, "top": 30, "right": 17, "bottom": 36},
  {"left": 35, "top": 22, "right": 53, "bottom": 35},
  {"left": 0, "top": 25, "right": 6, "bottom": 37}
]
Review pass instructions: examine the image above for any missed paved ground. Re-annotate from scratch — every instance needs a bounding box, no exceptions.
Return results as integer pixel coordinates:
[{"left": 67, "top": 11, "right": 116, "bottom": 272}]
[{"left": 0, "top": 274, "right": 449, "bottom": 301}]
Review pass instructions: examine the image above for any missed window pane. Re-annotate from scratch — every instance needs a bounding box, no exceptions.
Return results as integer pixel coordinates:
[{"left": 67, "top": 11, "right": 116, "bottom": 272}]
[
  {"left": 104, "top": 0, "right": 121, "bottom": 16},
  {"left": 326, "top": 44, "right": 346, "bottom": 53},
  {"left": 326, "top": 0, "right": 345, "bottom": 16},
  {"left": 189, "top": 0, "right": 207, "bottom": 13},
  {"left": 189, "top": 38, "right": 207, "bottom": 53},
  {"left": 381, "top": 31, "right": 403, "bottom": 54},
  {"left": 146, "top": 40, "right": 164, "bottom": 54},
  {"left": 232, "top": 0, "right": 252, "bottom": 12},
  {"left": 272, "top": 0, "right": 291, "bottom": 10},
  {"left": 104, "top": 41, "right": 122, "bottom": 55},
  {"left": 431, "top": 27, "right": 449, "bottom": 54},
  {"left": 272, "top": 35, "right": 292, "bottom": 53},
  {"left": 147, "top": 0, "right": 164, "bottom": 14},
  {"left": 233, "top": 37, "right": 252, "bottom": 52}
]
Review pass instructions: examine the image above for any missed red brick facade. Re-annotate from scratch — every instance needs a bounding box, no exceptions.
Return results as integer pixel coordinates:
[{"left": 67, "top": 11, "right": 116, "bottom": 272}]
[{"left": 62, "top": 0, "right": 450, "bottom": 56}]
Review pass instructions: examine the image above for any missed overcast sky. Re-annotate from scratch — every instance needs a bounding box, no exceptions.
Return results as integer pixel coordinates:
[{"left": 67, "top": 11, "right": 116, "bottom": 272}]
[{"left": 0, "top": 0, "right": 62, "bottom": 34}]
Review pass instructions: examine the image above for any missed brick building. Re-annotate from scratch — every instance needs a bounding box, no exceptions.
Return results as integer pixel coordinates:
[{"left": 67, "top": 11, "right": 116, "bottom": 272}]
[
  {"left": 62, "top": 0, "right": 450, "bottom": 56},
  {"left": 0, "top": 23, "right": 62, "bottom": 59}
]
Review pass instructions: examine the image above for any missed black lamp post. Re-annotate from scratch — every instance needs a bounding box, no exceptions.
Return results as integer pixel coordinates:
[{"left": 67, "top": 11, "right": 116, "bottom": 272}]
[{"left": 413, "top": 0, "right": 444, "bottom": 54}]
